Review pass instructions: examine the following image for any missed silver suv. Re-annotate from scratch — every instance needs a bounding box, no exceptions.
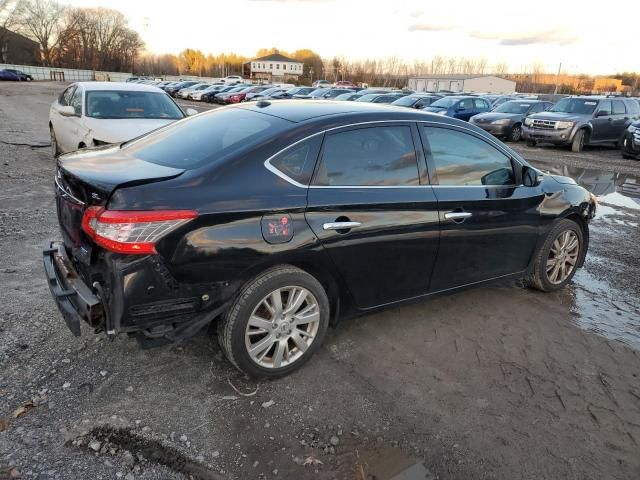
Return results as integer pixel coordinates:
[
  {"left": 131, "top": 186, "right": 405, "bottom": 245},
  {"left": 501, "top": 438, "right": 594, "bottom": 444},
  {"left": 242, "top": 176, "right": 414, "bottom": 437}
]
[{"left": 522, "top": 96, "right": 640, "bottom": 152}]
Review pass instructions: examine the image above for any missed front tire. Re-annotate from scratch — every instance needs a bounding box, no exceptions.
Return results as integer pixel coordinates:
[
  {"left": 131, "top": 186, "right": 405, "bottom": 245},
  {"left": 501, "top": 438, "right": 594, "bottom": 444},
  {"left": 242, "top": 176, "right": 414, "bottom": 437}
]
[
  {"left": 571, "top": 129, "right": 587, "bottom": 153},
  {"left": 526, "top": 219, "right": 584, "bottom": 292},
  {"left": 218, "top": 265, "right": 330, "bottom": 378},
  {"left": 50, "top": 126, "right": 60, "bottom": 157},
  {"left": 508, "top": 123, "right": 522, "bottom": 142}
]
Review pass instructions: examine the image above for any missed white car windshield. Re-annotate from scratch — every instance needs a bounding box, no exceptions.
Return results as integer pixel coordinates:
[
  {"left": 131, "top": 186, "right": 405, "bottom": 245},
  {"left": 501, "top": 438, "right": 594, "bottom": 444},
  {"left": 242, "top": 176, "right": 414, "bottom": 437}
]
[{"left": 86, "top": 91, "right": 184, "bottom": 120}]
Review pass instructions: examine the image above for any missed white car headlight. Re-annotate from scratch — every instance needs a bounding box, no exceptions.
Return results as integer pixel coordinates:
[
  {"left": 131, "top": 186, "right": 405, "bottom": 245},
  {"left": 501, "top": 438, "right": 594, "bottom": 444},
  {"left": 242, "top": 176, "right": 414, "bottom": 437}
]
[
  {"left": 492, "top": 119, "right": 510, "bottom": 125},
  {"left": 556, "top": 121, "right": 574, "bottom": 130},
  {"left": 524, "top": 118, "right": 533, "bottom": 126}
]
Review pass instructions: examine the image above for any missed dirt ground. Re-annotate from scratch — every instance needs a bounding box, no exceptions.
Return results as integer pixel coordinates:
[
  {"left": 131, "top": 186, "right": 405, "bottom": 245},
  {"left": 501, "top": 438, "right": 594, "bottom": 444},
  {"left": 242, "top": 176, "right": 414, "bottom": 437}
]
[{"left": 1, "top": 82, "right": 639, "bottom": 480}]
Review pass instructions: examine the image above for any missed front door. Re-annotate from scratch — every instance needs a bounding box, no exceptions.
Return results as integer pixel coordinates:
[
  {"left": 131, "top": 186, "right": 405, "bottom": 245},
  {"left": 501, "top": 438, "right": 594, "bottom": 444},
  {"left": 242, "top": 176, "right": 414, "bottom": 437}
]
[
  {"left": 419, "top": 124, "right": 545, "bottom": 292},
  {"left": 591, "top": 100, "right": 612, "bottom": 142},
  {"left": 305, "top": 123, "right": 440, "bottom": 309},
  {"left": 453, "top": 98, "right": 475, "bottom": 121}
]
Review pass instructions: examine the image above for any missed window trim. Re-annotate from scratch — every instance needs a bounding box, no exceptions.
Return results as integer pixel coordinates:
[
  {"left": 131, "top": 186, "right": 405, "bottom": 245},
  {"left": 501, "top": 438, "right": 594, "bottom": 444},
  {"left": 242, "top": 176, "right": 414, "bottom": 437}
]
[{"left": 263, "top": 120, "right": 524, "bottom": 189}]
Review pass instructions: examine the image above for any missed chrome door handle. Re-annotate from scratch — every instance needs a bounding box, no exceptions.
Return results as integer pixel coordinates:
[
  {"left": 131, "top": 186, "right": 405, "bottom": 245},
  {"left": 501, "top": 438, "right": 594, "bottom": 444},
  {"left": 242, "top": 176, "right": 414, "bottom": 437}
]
[
  {"left": 323, "top": 221, "right": 361, "bottom": 231},
  {"left": 444, "top": 212, "right": 472, "bottom": 220}
]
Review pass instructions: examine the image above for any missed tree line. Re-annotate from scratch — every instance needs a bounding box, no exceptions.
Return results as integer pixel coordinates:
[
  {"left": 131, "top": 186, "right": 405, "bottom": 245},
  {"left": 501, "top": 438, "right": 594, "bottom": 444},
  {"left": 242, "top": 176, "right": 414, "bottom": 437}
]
[
  {"left": 2, "top": 0, "right": 638, "bottom": 93},
  {"left": 1, "top": 0, "right": 143, "bottom": 71}
]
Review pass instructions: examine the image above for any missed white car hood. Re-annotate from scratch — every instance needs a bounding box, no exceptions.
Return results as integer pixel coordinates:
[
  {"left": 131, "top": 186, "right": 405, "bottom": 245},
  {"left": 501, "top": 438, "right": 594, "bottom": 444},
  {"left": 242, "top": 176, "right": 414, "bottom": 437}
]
[{"left": 83, "top": 117, "right": 176, "bottom": 144}]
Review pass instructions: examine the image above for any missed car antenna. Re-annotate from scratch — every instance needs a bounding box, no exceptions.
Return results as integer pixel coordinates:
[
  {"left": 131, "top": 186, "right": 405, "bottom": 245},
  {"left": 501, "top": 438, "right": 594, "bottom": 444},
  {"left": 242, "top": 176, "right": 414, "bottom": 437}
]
[{"left": 256, "top": 100, "right": 271, "bottom": 108}]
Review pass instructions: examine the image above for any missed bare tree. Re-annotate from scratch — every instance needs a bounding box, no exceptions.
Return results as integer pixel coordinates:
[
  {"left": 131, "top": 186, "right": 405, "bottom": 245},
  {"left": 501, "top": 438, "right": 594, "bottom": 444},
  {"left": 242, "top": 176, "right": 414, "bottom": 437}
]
[
  {"left": 17, "top": 0, "right": 65, "bottom": 65},
  {"left": 0, "top": 0, "right": 24, "bottom": 62}
]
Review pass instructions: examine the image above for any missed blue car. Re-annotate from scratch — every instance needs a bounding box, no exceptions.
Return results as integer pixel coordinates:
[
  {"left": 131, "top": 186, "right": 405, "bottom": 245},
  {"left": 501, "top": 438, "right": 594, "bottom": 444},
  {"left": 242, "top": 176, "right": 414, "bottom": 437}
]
[
  {"left": 0, "top": 69, "right": 21, "bottom": 81},
  {"left": 424, "top": 96, "right": 492, "bottom": 121}
]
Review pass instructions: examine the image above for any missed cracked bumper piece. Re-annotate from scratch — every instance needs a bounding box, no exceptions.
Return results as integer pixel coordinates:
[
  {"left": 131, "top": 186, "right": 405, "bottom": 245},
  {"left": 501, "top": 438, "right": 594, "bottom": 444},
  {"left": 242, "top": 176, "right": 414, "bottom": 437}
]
[{"left": 42, "top": 240, "right": 103, "bottom": 336}]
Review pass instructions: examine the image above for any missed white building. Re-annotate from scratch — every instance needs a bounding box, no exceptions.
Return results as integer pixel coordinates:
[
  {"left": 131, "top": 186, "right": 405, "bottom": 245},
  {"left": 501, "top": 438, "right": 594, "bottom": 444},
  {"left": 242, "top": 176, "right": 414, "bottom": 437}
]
[
  {"left": 244, "top": 52, "right": 304, "bottom": 83},
  {"left": 408, "top": 75, "right": 516, "bottom": 94}
]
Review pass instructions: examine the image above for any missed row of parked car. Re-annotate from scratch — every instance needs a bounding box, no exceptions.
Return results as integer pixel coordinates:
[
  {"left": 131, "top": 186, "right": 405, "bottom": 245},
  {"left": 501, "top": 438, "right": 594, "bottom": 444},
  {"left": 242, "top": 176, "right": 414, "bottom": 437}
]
[{"left": 56, "top": 75, "right": 640, "bottom": 160}]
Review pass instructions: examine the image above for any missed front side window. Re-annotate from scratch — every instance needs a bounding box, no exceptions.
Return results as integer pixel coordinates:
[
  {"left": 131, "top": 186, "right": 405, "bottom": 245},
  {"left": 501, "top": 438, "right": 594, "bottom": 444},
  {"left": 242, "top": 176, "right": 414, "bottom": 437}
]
[
  {"left": 70, "top": 87, "right": 83, "bottom": 115},
  {"left": 459, "top": 98, "right": 474, "bottom": 110},
  {"left": 313, "top": 126, "right": 419, "bottom": 186},
  {"left": 596, "top": 100, "right": 612, "bottom": 116},
  {"left": 422, "top": 127, "right": 514, "bottom": 186},
  {"left": 270, "top": 135, "right": 323, "bottom": 185},
  {"left": 86, "top": 91, "right": 184, "bottom": 120},
  {"left": 59, "top": 85, "right": 76, "bottom": 106}
]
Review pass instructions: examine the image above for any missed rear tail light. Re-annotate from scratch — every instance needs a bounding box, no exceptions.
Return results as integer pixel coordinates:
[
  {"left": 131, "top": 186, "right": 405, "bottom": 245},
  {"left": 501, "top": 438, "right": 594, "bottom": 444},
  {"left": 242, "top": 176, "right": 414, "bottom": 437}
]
[{"left": 81, "top": 207, "right": 198, "bottom": 254}]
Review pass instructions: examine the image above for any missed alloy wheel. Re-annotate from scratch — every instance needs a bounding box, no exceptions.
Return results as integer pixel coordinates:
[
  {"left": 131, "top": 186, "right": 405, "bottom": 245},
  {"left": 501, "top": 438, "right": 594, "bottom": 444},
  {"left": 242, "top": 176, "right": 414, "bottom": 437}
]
[
  {"left": 244, "top": 286, "right": 320, "bottom": 369},
  {"left": 546, "top": 230, "right": 580, "bottom": 284},
  {"left": 511, "top": 125, "right": 522, "bottom": 142}
]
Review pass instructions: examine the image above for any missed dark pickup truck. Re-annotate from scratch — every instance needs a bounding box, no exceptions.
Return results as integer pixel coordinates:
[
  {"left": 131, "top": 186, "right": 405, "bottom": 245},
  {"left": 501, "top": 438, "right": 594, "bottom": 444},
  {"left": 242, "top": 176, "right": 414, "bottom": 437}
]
[{"left": 522, "top": 96, "right": 640, "bottom": 152}]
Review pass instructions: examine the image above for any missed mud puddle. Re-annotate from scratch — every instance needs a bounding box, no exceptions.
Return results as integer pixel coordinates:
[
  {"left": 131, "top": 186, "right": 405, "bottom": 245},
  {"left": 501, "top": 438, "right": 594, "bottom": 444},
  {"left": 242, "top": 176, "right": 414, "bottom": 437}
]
[
  {"left": 356, "top": 447, "right": 434, "bottom": 480},
  {"left": 533, "top": 164, "right": 640, "bottom": 348},
  {"left": 534, "top": 163, "right": 640, "bottom": 212}
]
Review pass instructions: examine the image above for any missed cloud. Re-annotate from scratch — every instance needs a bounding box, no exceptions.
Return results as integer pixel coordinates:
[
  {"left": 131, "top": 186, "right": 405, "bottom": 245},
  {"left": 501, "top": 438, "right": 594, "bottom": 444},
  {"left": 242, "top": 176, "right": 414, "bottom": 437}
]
[
  {"left": 408, "top": 23, "right": 454, "bottom": 32},
  {"left": 470, "top": 29, "right": 577, "bottom": 46}
]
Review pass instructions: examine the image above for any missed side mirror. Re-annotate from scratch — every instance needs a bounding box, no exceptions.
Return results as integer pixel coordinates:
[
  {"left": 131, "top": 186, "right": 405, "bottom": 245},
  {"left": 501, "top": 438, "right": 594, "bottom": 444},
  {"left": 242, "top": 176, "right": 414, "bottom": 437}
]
[
  {"left": 595, "top": 110, "right": 609, "bottom": 118},
  {"left": 58, "top": 105, "right": 77, "bottom": 117},
  {"left": 522, "top": 166, "right": 543, "bottom": 187},
  {"left": 186, "top": 108, "right": 198, "bottom": 116}
]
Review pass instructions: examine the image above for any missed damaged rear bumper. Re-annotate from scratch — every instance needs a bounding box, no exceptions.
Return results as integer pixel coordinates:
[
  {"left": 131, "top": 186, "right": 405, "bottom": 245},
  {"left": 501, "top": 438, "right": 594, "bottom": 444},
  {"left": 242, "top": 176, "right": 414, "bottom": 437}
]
[{"left": 42, "top": 240, "right": 103, "bottom": 336}]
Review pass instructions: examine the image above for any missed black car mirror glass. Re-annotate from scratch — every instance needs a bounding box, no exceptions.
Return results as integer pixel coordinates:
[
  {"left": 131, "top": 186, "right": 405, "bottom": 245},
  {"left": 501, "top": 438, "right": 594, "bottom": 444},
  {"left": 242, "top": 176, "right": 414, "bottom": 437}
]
[{"left": 522, "top": 167, "right": 541, "bottom": 187}]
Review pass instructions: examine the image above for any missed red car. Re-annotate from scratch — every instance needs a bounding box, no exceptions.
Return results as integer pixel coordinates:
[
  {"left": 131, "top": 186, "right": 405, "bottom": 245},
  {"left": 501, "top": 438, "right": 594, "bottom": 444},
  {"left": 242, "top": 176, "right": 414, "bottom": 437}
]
[{"left": 334, "top": 80, "right": 357, "bottom": 88}]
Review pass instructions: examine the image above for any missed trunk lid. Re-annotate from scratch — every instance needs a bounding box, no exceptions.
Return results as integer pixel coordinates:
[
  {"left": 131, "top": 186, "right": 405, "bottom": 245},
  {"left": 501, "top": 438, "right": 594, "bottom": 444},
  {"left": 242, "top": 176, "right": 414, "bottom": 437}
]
[{"left": 55, "top": 145, "right": 185, "bottom": 255}]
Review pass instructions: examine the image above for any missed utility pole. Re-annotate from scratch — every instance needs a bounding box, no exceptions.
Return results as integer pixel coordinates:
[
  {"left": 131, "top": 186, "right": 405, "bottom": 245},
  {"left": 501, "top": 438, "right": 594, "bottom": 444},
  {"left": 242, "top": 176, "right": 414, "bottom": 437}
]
[{"left": 553, "top": 62, "right": 562, "bottom": 94}]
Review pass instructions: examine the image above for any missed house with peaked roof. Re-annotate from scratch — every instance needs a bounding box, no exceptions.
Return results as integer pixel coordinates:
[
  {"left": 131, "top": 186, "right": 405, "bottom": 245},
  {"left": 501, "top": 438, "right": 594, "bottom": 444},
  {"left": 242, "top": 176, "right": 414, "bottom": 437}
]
[{"left": 243, "top": 52, "right": 303, "bottom": 83}]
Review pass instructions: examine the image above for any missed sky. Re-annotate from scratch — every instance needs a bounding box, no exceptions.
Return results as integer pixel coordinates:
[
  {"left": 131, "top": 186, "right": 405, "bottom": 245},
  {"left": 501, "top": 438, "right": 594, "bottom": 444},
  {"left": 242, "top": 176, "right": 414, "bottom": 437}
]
[{"left": 60, "top": 0, "right": 638, "bottom": 75}]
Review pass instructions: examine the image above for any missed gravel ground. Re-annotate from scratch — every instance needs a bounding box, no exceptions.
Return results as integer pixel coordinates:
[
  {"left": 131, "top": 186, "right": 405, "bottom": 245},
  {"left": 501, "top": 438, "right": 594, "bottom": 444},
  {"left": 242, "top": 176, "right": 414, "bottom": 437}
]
[{"left": 1, "top": 82, "right": 640, "bottom": 480}]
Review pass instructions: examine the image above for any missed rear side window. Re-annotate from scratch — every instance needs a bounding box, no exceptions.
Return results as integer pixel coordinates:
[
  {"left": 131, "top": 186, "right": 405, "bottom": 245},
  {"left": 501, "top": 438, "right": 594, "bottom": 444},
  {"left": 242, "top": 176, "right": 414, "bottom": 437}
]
[
  {"left": 612, "top": 100, "right": 626, "bottom": 115},
  {"left": 313, "top": 126, "right": 419, "bottom": 186},
  {"left": 422, "top": 126, "right": 514, "bottom": 186},
  {"left": 269, "top": 135, "right": 322, "bottom": 185},
  {"left": 474, "top": 99, "right": 490, "bottom": 109},
  {"left": 627, "top": 100, "right": 640, "bottom": 115},
  {"left": 125, "top": 108, "right": 291, "bottom": 170}
]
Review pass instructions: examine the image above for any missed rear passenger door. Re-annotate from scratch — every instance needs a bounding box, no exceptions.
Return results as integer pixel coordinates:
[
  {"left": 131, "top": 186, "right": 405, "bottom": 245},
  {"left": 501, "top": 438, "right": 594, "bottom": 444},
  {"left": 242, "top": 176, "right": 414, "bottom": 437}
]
[
  {"left": 305, "top": 123, "right": 440, "bottom": 309},
  {"left": 419, "top": 124, "right": 545, "bottom": 291}
]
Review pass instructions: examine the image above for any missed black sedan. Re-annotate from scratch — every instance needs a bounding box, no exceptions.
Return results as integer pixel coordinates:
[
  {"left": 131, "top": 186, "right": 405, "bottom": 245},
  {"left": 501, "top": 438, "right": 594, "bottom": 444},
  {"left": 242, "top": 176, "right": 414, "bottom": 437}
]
[
  {"left": 44, "top": 101, "right": 596, "bottom": 378},
  {"left": 470, "top": 100, "right": 553, "bottom": 142},
  {"left": 621, "top": 120, "right": 640, "bottom": 159}
]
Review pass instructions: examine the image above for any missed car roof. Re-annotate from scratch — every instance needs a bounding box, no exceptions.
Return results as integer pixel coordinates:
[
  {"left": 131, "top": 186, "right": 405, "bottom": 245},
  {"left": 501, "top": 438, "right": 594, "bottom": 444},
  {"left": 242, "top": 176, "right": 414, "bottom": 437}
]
[
  {"left": 236, "top": 99, "right": 466, "bottom": 123},
  {"left": 75, "top": 82, "right": 165, "bottom": 93}
]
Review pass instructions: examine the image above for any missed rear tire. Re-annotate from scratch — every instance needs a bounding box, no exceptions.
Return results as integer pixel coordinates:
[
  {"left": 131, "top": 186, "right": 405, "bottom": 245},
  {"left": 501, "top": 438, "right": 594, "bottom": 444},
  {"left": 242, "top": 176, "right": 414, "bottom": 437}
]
[
  {"left": 218, "top": 265, "right": 330, "bottom": 378},
  {"left": 571, "top": 129, "right": 586, "bottom": 153},
  {"left": 525, "top": 219, "right": 584, "bottom": 292}
]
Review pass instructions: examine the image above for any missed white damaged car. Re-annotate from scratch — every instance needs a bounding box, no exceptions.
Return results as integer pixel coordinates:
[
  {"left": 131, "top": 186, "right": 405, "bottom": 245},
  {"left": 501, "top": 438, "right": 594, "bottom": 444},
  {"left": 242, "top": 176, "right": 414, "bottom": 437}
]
[{"left": 49, "top": 82, "right": 196, "bottom": 156}]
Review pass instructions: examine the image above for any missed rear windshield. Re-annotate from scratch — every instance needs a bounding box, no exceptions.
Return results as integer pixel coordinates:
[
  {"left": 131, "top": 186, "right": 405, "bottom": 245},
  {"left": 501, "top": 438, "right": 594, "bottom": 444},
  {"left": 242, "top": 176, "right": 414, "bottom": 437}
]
[
  {"left": 123, "top": 108, "right": 291, "bottom": 169},
  {"left": 86, "top": 91, "right": 184, "bottom": 120}
]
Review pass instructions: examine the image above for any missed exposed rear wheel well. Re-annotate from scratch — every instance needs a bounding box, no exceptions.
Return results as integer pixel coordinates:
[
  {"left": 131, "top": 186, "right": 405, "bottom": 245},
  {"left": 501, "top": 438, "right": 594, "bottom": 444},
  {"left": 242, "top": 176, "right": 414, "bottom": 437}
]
[{"left": 287, "top": 261, "right": 341, "bottom": 324}]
